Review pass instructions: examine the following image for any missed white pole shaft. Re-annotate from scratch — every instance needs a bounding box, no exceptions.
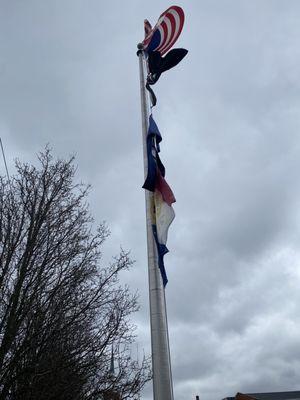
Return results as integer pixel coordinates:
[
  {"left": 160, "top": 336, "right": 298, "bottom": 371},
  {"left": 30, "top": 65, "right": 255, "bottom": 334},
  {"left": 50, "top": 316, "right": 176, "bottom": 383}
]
[{"left": 137, "top": 47, "right": 174, "bottom": 400}]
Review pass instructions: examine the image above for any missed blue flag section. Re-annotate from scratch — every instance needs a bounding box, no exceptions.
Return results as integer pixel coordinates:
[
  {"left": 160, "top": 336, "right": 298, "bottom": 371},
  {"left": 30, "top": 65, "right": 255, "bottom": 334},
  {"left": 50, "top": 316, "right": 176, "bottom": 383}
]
[
  {"left": 149, "top": 114, "right": 162, "bottom": 150},
  {"left": 143, "top": 115, "right": 164, "bottom": 192},
  {"left": 152, "top": 225, "right": 169, "bottom": 286}
]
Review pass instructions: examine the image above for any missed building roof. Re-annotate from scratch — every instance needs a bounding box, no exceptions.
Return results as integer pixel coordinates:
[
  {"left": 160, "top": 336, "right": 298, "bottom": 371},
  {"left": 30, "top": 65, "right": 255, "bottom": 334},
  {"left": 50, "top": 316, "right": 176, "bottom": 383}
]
[
  {"left": 224, "top": 391, "right": 300, "bottom": 400},
  {"left": 248, "top": 392, "right": 300, "bottom": 400}
]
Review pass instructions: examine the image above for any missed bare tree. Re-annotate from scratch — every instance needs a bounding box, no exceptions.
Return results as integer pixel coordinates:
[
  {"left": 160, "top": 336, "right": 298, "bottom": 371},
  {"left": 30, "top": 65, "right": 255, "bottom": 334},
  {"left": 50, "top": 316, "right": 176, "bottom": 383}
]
[{"left": 0, "top": 149, "right": 150, "bottom": 400}]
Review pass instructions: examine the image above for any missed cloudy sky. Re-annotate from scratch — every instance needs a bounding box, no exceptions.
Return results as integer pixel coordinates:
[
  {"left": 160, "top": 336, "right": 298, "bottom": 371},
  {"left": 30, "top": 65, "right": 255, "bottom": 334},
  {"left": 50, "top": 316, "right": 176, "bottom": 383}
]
[{"left": 1, "top": 1, "right": 300, "bottom": 399}]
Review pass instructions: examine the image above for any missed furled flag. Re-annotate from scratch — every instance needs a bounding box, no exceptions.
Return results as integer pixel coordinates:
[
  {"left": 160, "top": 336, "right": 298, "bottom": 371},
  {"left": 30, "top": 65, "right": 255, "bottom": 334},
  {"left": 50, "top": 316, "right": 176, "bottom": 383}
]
[{"left": 143, "top": 115, "right": 175, "bottom": 286}]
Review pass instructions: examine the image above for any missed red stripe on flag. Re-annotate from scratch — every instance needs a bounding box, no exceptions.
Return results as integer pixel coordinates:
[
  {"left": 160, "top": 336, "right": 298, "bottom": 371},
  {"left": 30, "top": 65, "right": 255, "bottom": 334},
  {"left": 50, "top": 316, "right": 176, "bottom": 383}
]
[
  {"left": 157, "top": 11, "right": 176, "bottom": 54},
  {"left": 160, "top": 21, "right": 168, "bottom": 49},
  {"left": 162, "top": 7, "right": 185, "bottom": 54},
  {"left": 144, "top": 19, "right": 152, "bottom": 38},
  {"left": 156, "top": 171, "right": 176, "bottom": 206}
]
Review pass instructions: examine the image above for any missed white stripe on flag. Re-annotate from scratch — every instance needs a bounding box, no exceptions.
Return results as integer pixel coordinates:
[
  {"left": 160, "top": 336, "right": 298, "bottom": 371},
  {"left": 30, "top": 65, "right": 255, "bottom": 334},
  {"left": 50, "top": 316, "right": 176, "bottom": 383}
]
[{"left": 154, "top": 190, "right": 175, "bottom": 245}]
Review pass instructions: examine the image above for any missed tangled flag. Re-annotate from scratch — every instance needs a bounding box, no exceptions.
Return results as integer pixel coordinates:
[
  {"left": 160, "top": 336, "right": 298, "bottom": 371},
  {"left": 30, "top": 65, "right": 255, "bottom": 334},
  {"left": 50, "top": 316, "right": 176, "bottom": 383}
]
[
  {"left": 142, "top": 6, "right": 188, "bottom": 105},
  {"left": 141, "top": 6, "right": 187, "bottom": 286},
  {"left": 143, "top": 115, "right": 175, "bottom": 286}
]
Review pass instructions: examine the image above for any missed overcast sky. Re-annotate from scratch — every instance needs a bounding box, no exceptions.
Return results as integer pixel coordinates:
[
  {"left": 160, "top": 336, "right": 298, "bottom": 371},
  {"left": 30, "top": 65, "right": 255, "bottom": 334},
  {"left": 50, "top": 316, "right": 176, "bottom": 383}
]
[{"left": 1, "top": 1, "right": 300, "bottom": 399}]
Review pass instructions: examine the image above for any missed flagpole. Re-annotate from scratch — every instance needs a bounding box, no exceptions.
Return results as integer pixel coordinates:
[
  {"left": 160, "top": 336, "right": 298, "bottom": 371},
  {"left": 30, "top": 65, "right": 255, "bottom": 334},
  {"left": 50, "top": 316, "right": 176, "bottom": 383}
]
[{"left": 137, "top": 44, "right": 174, "bottom": 400}]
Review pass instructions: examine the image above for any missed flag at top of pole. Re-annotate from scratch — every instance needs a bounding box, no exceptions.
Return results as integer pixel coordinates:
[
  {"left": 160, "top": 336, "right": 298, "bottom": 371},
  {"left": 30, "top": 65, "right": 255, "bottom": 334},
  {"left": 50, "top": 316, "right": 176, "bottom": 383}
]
[
  {"left": 142, "top": 6, "right": 185, "bottom": 55},
  {"left": 140, "top": 6, "right": 188, "bottom": 103}
]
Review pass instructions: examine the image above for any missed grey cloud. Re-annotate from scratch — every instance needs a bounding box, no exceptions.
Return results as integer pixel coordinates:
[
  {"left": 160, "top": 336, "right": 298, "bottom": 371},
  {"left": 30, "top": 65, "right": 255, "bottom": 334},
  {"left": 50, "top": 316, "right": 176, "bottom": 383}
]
[{"left": 1, "top": 1, "right": 300, "bottom": 400}]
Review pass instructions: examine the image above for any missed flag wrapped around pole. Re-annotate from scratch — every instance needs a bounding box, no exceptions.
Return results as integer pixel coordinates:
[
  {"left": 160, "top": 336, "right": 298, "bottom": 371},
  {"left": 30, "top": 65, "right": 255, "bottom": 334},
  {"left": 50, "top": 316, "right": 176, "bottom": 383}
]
[{"left": 143, "top": 114, "right": 175, "bottom": 286}]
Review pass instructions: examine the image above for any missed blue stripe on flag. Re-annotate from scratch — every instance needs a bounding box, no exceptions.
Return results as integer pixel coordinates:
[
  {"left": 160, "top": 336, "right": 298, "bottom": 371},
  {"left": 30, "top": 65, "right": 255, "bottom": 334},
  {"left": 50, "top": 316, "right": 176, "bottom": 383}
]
[{"left": 152, "top": 224, "right": 169, "bottom": 286}]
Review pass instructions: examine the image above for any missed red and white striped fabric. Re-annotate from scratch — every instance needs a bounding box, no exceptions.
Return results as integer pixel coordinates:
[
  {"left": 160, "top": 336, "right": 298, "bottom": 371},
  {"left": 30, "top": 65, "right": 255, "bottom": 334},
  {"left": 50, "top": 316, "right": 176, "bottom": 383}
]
[
  {"left": 142, "top": 6, "right": 185, "bottom": 56},
  {"left": 144, "top": 19, "right": 152, "bottom": 38}
]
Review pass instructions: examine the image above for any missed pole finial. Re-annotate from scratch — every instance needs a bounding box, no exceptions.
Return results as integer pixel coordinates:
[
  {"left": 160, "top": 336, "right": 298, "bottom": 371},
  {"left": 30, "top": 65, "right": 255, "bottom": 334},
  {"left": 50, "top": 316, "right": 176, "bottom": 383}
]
[{"left": 137, "top": 43, "right": 144, "bottom": 56}]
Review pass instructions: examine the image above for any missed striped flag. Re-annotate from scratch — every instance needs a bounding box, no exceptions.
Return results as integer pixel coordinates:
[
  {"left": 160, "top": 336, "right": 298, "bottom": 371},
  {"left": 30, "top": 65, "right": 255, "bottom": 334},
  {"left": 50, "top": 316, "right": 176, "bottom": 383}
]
[
  {"left": 144, "top": 19, "right": 152, "bottom": 38},
  {"left": 142, "top": 6, "right": 185, "bottom": 55}
]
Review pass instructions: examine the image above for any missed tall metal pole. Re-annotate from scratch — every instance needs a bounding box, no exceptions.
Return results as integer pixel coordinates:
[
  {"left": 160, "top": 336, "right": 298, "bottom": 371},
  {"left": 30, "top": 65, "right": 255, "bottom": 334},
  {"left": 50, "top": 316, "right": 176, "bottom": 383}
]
[{"left": 137, "top": 44, "right": 174, "bottom": 400}]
